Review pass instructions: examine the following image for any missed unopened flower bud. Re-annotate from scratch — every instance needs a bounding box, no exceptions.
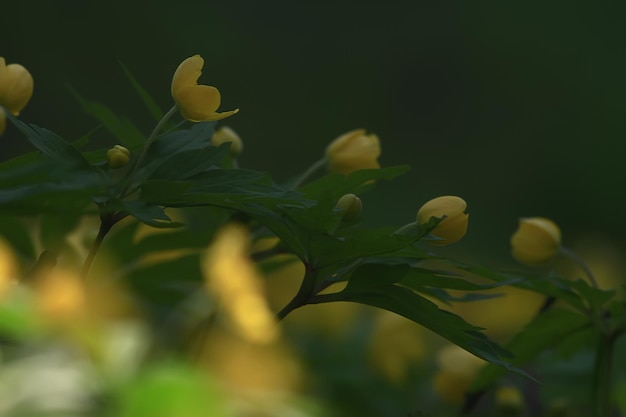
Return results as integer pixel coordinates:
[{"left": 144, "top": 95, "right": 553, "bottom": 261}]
[
  {"left": 335, "top": 193, "right": 362, "bottom": 222},
  {"left": 0, "top": 57, "right": 34, "bottom": 116},
  {"left": 417, "top": 196, "right": 468, "bottom": 245},
  {"left": 106, "top": 145, "right": 130, "bottom": 169},
  {"left": 212, "top": 126, "right": 243, "bottom": 156},
  {"left": 496, "top": 386, "right": 524, "bottom": 416},
  {"left": 510, "top": 217, "right": 561, "bottom": 265},
  {"left": 326, "top": 129, "right": 381, "bottom": 175}
]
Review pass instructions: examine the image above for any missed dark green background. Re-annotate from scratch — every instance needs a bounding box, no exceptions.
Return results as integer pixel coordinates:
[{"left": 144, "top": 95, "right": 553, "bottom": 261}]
[{"left": 3, "top": 1, "right": 626, "bottom": 265}]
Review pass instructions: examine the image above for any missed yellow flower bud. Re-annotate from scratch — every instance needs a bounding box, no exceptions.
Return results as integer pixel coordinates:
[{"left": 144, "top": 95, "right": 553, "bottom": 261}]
[
  {"left": 496, "top": 386, "right": 524, "bottom": 415},
  {"left": 335, "top": 193, "right": 363, "bottom": 222},
  {"left": 416, "top": 196, "right": 468, "bottom": 245},
  {"left": 325, "top": 129, "right": 381, "bottom": 175},
  {"left": 212, "top": 126, "right": 243, "bottom": 156},
  {"left": 0, "top": 57, "right": 34, "bottom": 116},
  {"left": 106, "top": 145, "right": 130, "bottom": 169},
  {"left": 510, "top": 217, "right": 561, "bottom": 265},
  {"left": 171, "top": 55, "right": 239, "bottom": 122}
]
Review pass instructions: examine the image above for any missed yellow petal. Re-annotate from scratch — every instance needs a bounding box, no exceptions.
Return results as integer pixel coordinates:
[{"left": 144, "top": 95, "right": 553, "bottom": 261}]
[
  {"left": 171, "top": 54, "right": 204, "bottom": 96},
  {"left": 175, "top": 85, "right": 221, "bottom": 121}
]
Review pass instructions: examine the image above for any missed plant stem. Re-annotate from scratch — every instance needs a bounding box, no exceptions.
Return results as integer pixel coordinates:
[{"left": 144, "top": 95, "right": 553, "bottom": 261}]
[
  {"left": 593, "top": 331, "right": 616, "bottom": 417},
  {"left": 276, "top": 263, "right": 317, "bottom": 320},
  {"left": 290, "top": 157, "right": 327, "bottom": 189},
  {"left": 559, "top": 246, "right": 599, "bottom": 288},
  {"left": 120, "top": 104, "right": 178, "bottom": 198},
  {"left": 81, "top": 213, "right": 116, "bottom": 279}
]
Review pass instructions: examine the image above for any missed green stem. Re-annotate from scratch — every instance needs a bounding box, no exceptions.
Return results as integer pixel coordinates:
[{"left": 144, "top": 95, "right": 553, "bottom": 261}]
[
  {"left": 559, "top": 246, "right": 599, "bottom": 288},
  {"left": 593, "top": 331, "right": 616, "bottom": 417},
  {"left": 81, "top": 213, "right": 116, "bottom": 279},
  {"left": 276, "top": 263, "right": 317, "bottom": 320},
  {"left": 290, "top": 157, "right": 327, "bottom": 189},
  {"left": 120, "top": 104, "right": 178, "bottom": 198}
]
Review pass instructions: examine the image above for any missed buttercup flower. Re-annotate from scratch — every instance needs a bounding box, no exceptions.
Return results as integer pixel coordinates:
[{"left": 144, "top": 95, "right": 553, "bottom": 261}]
[
  {"left": 326, "top": 129, "right": 381, "bottom": 175},
  {"left": 417, "top": 196, "right": 468, "bottom": 245},
  {"left": 106, "top": 145, "right": 130, "bottom": 169},
  {"left": 171, "top": 55, "right": 239, "bottom": 122},
  {"left": 335, "top": 193, "right": 363, "bottom": 222},
  {"left": 212, "top": 126, "right": 243, "bottom": 156},
  {"left": 510, "top": 217, "right": 561, "bottom": 265}
]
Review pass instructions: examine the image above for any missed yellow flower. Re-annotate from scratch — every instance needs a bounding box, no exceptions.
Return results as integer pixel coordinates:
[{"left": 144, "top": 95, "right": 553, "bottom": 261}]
[
  {"left": 510, "top": 217, "right": 561, "bottom": 265},
  {"left": 0, "top": 57, "right": 34, "bottom": 115},
  {"left": 433, "top": 344, "right": 485, "bottom": 404},
  {"left": 106, "top": 145, "right": 130, "bottom": 169},
  {"left": 326, "top": 129, "right": 381, "bottom": 175},
  {"left": 335, "top": 193, "right": 362, "bottom": 222},
  {"left": 171, "top": 55, "right": 239, "bottom": 122},
  {"left": 211, "top": 126, "right": 243, "bottom": 156},
  {"left": 496, "top": 386, "right": 524, "bottom": 415},
  {"left": 417, "top": 196, "right": 468, "bottom": 245}
]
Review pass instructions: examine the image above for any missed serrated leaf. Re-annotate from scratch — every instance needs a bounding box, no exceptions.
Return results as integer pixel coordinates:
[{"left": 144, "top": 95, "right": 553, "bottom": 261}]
[
  {"left": 470, "top": 307, "right": 590, "bottom": 392},
  {"left": 7, "top": 114, "right": 92, "bottom": 167},
  {"left": 323, "top": 278, "right": 522, "bottom": 375},
  {"left": 567, "top": 278, "right": 616, "bottom": 311},
  {"left": 148, "top": 143, "right": 230, "bottom": 181},
  {"left": 118, "top": 200, "right": 183, "bottom": 228}
]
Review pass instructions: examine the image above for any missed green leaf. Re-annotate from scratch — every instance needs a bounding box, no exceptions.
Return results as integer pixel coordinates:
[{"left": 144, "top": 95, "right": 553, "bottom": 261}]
[
  {"left": 567, "top": 278, "right": 616, "bottom": 311},
  {"left": 147, "top": 143, "right": 230, "bottom": 181},
  {"left": 118, "top": 200, "right": 184, "bottom": 228},
  {"left": 119, "top": 61, "right": 164, "bottom": 122},
  {"left": 470, "top": 307, "right": 590, "bottom": 392},
  {"left": 328, "top": 273, "right": 521, "bottom": 374},
  {"left": 6, "top": 113, "right": 92, "bottom": 167},
  {"left": 68, "top": 85, "right": 146, "bottom": 148},
  {"left": 456, "top": 264, "right": 589, "bottom": 313}
]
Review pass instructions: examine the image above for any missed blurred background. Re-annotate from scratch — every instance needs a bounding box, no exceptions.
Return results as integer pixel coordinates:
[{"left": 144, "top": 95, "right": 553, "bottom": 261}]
[{"left": 3, "top": 0, "right": 626, "bottom": 267}]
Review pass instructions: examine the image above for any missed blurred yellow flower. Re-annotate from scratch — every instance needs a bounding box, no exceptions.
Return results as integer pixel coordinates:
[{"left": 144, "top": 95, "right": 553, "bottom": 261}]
[
  {"left": 171, "top": 55, "right": 239, "bottom": 122},
  {"left": 326, "top": 129, "right": 381, "bottom": 175},
  {"left": 417, "top": 196, "right": 468, "bottom": 245},
  {"left": 510, "top": 217, "right": 561, "bottom": 265},
  {"left": 106, "top": 145, "right": 130, "bottom": 169},
  {"left": 496, "top": 386, "right": 524, "bottom": 414},
  {"left": 433, "top": 344, "right": 485, "bottom": 404},
  {"left": 0, "top": 57, "right": 34, "bottom": 135},
  {"left": 211, "top": 126, "right": 243, "bottom": 156},
  {"left": 201, "top": 224, "right": 278, "bottom": 344},
  {"left": 368, "top": 310, "right": 425, "bottom": 383}
]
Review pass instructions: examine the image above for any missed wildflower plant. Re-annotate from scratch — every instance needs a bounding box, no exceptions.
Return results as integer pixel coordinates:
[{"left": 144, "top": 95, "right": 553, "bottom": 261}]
[{"left": 0, "top": 54, "right": 624, "bottom": 417}]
